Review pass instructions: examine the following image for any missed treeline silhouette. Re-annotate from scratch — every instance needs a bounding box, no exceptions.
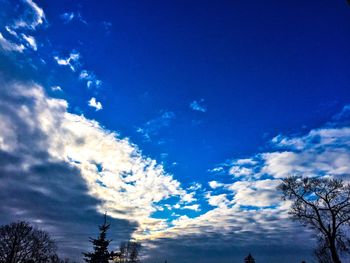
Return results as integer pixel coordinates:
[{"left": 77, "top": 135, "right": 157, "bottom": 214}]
[
  {"left": 1, "top": 176, "right": 350, "bottom": 263},
  {"left": 0, "top": 216, "right": 141, "bottom": 263}
]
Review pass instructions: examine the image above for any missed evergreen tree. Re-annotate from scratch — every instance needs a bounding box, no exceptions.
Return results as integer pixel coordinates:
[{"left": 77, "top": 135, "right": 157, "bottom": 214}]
[
  {"left": 244, "top": 253, "right": 255, "bottom": 263},
  {"left": 83, "top": 214, "right": 112, "bottom": 263}
]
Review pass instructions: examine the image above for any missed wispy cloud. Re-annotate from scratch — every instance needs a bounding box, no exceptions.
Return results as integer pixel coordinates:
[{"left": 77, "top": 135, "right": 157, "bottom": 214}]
[
  {"left": 51, "top": 85, "right": 62, "bottom": 92},
  {"left": 187, "top": 182, "right": 202, "bottom": 191},
  {"left": 13, "top": 0, "right": 46, "bottom": 30},
  {"left": 54, "top": 51, "right": 80, "bottom": 72},
  {"left": 5, "top": 26, "right": 18, "bottom": 37},
  {"left": 79, "top": 70, "right": 102, "bottom": 89},
  {"left": 0, "top": 33, "right": 25, "bottom": 52},
  {"left": 88, "top": 97, "right": 103, "bottom": 111},
  {"left": 182, "top": 204, "right": 200, "bottom": 211},
  {"left": 102, "top": 21, "right": 112, "bottom": 34},
  {"left": 60, "top": 12, "right": 75, "bottom": 23},
  {"left": 137, "top": 111, "right": 175, "bottom": 141},
  {"left": 60, "top": 12, "right": 87, "bottom": 25},
  {"left": 190, "top": 99, "right": 207, "bottom": 112},
  {"left": 21, "top": 34, "right": 37, "bottom": 50},
  {"left": 0, "top": 0, "right": 45, "bottom": 53}
]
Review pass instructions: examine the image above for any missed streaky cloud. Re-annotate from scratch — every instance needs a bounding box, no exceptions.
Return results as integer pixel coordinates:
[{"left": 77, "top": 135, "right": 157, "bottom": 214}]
[
  {"left": 0, "top": 33, "right": 25, "bottom": 53},
  {"left": 12, "top": 0, "right": 46, "bottom": 30}
]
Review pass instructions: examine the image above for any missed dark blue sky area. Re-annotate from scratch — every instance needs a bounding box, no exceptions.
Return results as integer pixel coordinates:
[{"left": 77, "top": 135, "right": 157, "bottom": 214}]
[{"left": 28, "top": 0, "right": 350, "bottom": 187}]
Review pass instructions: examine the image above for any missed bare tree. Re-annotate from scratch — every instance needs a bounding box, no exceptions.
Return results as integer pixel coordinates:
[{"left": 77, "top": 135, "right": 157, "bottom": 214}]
[
  {"left": 315, "top": 236, "right": 333, "bottom": 263},
  {"left": 0, "top": 221, "right": 57, "bottom": 263},
  {"left": 112, "top": 241, "right": 141, "bottom": 263},
  {"left": 279, "top": 176, "right": 350, "bottom": 263},
  {"left": 127, "top": 241, "right": 141, "bottom": 263}
]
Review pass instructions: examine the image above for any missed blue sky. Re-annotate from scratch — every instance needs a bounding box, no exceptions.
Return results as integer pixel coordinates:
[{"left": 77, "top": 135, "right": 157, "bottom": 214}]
[{"left": 1, "top": 0, "right": 350, "bottom": 262}]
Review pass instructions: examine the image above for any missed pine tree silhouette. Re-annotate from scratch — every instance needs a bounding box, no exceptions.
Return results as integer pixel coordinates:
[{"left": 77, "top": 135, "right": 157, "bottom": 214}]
[
  {"left": 244, "top": 253, "right": 255, "bottom": 263},
  {"left": 83, "top": 213, "right": 112, "bottom": 263}
]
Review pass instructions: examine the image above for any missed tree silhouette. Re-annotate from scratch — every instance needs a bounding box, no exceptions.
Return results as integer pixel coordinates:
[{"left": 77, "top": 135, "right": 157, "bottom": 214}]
[
  {"left": 128, "top": 241, "right": 141, "bottom": 263},
  {"left": 279, "top": 176, "right": 350, "bottom": 263},
  {"left": 0, "top": 221, "right": 57, "bottom": 263},
  {"left": 112, "top": 241, "right": 141, "bottom": 263},
  {"left": 315, "top": 237, "right": 333, "bottom": 263},
  {"left": 83, "top": 214, "right": 112, "bottom": 263},
  {"left": 244, "top": 253, "right": 255, "bottom": 263}
]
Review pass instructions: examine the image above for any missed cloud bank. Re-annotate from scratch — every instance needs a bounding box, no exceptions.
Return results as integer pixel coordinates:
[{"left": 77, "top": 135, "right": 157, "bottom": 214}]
[{"left": 0, "top": 78, "right": 196, "bottom": 259}]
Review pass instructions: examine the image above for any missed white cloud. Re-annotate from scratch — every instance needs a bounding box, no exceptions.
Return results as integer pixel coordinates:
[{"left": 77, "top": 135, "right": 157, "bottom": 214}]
[
  {"left": 1, "top": 76, "right": 349, "bottom": 256},
  {"left": 2, "top": 80, "right": 333, "bottom": 260},
  {"left": 12, "top": 0, "right": 45, "bottom": 30},
  {"left": 21, "top": 34, "right": 37, "bottom": 50},
  {"left": 182, "top": 204, "right": 200, "bottom": 211},
  {"left": 89, "top": 79, "right": 102, "bottom": 89},
  {"left": 234, "top": 158, "right": 257, "bottom": 166},
  {"left": 60, "top": 12, "right": 75, "bottom": 23},
  {"left": 190, "top": 99, "right": 207, "bottom": 112},
  {"left": 181, "top": 192, "right": 196, "bottom": 203},
  {"left": 142, "top": 201, "right": 303, "bottom": 246},
  {"left": 60, "top": 12, "right": 87, "bottom": 25},
  {"left": 0, "top": 0, "right": 45, "bottom": 53},
  {"left": 187, "top": 182, "right": 202, "bottom": 191},
  {"left": 79, "top": 70, "right": 90, "bottom": 79},
  {"left": 5, "top": 26, "right": 18, "bottom": 37},
  {"left": 79, "top": 70, "right": 102, "bottom": 89},
  {"left": 206, "top": 193, "right": 229, "bottom": 208},
  {"left": 0, "top": 81, "right": 196, "bottom": 241},
  {"left": 143, "top": 105, "right": 350, "bottom": 245},
  {"left": 54, "top": 51, "right": 80, "bottom": 72},
  {"left": 228, "top": 165, "right": 253, "bottom": 178},
  {"left": 51, "top": 86, "right": 62, "bottom": 92},
  {"left": 208, "top": 180, "right": 223, "bottom": 189},
  {"left": 208, "top": 166, "right": 224, "bottom": 173},
  {"left": 262, "top": 127, "right": 350, "bottom": 179},
  {"left": 88, "top": 97, "right": 103, "bottom": 111},
  {"left": 0, "top": 33, "right": 25, "bottom": 52},
  {"left": 228, "top": 179, "right": 281, "bottom": 207},
  {"left": 212, "top": 122, "right": 350, "bottom": 185}
]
